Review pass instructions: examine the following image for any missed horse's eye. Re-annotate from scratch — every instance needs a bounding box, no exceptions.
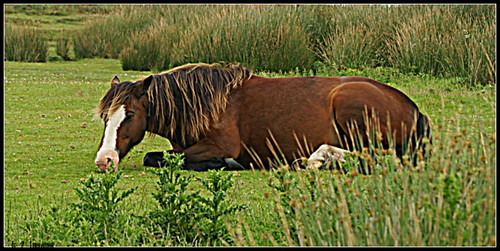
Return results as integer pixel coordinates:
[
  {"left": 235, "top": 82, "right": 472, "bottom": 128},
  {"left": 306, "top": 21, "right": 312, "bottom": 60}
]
[{"left": 125, "top": 112, "right": 135, "bottom": 120}]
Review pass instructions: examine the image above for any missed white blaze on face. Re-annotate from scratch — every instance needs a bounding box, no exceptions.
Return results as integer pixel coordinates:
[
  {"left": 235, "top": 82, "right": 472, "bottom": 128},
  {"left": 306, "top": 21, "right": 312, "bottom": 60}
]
[{"left": 95, "top": 105, "right": 126, "bottom": 172}]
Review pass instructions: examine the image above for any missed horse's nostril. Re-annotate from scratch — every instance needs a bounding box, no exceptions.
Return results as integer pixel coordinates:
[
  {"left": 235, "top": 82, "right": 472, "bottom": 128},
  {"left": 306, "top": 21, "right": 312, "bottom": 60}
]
[{"left": 106, "top": 158, "right": 112, "bottom": 164}]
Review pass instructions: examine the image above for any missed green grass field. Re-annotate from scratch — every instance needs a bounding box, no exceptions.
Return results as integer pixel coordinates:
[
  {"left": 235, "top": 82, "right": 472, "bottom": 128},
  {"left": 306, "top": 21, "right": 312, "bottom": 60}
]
[
  {"left": 4, "top": 5, "right": 111, "bottom": 33},
  {"left": 3, "top": 59, "right": 496, "bottom": 246}
]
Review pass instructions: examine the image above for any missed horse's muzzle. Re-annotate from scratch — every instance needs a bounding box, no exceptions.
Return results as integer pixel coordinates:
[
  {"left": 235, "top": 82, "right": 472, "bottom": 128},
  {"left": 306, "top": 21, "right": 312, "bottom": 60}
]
[{"left": 95, "top": 149, "right": 119, "bottom": 172}]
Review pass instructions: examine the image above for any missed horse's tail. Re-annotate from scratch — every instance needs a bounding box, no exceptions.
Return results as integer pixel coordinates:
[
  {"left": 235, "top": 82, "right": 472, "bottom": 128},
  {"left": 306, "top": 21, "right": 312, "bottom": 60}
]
[{"left": 416, "top": 112, "right": 432, "bottom": 160}]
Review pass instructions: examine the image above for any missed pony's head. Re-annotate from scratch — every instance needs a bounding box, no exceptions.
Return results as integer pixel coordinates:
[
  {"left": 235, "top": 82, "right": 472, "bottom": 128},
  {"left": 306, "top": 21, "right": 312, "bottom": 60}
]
[
  {"left": 95, "top": 76, "right": 152, "bottom": 172},
  {"left": 94, "top": 63, "right": 251, "bottom": 172}
]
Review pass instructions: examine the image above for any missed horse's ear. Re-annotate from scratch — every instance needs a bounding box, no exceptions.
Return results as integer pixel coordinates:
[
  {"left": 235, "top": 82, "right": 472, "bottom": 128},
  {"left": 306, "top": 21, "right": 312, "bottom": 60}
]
[
  {"left": 133, "top": 75, "right": 154, "bottom": 97},
  {"left": 111, "top": 76, "right": 120, "bottom": 87}
]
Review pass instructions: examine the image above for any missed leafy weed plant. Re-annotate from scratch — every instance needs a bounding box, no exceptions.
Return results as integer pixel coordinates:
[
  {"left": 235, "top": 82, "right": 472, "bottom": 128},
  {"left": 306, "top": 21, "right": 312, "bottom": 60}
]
[
  {"left": 146, "top": 152, "right": 246, "bottom": 246},
  {"left": 70, "top": 170, "right": 138, "bottom": 244}
]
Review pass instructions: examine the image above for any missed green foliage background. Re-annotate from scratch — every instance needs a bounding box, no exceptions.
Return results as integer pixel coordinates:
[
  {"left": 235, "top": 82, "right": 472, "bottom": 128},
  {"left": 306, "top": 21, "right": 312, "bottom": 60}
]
[{"left": 4, "top": 4, "right": 496, "bottom": 85}]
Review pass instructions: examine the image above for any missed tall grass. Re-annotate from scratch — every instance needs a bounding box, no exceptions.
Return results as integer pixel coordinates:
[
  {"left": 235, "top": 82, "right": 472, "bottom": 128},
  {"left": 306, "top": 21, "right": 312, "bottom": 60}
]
[
  {"left": 385, "top": 5, "right": 496, "bottom": 85},
  {"left": 55, "top": 30, "right": 72, "bottom": 61},
  {"left": 317, "top": 5, "right": 496, "bottom": 85},
  {"left": 6, "top": 4, "right": 495, "bottom": 85},
  {"left": 120, "top": 17, "right": 191, "bottom": 72},
  {"left": 233, "top": 106, "right": 496, "bottom": 246},
  {"left": 5, "top": 25, "right": 48, "bottom": 62},
  {"left": 120, "top": 5, "right": 316, "bottom": 72},
  {"left": 316, "top": 5, "right": 394, "bottom": 70},
  {"left": 83, "top": 4, "right": 494, "bottom": 85},
  {"left": 72, "top": 5, "right": 165, "bottom": 59}
]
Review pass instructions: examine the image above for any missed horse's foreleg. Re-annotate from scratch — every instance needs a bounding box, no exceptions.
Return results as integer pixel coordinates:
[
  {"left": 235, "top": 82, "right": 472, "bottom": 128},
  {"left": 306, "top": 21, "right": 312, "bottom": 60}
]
[
  {"left": 143, "top": 150, "right": 243, "bottom": 171},
  {"left": 143, "top": 141, "right": 185, "bottom": 167},
  {"left": 181, "top": 138, "right": 243, "bottom": 171},
  {"left": 143, "top": 151, "right": 167, "bottom": 167},
  {"left": 181, "top": 158, "right": 244, "bottom": 171},
  {"left": 142, "top": 140, "right": 227, "bottom": 170},
  {"left": 306, "top": 144, "right": 350, "bottom": 169},
  {"left": 143, "top": 150, "right": 225, "bottom": 170}
]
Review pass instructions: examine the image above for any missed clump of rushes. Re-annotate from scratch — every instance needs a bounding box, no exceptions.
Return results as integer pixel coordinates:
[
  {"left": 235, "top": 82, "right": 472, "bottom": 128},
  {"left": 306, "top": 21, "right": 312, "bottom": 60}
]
[
  {"left": 75, "top": 5, "right": 494, "bottom": 85},
  {"left": 5, "top": 24, "right": 47, "bottom": 62},
  {"left": 56, "top": 30, "right": 72, "bottom": 61}
]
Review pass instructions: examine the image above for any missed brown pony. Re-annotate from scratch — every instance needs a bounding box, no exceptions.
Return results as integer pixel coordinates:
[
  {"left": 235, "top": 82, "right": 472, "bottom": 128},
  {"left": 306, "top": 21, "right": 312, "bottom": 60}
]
[{"left": 94, "top": 63, "right": 431, "bottom": 172}]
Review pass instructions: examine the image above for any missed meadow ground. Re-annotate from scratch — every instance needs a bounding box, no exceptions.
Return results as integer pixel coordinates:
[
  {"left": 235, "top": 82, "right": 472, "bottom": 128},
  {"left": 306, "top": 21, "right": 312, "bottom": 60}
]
[{"left": 3, "top": 58, "right": 496, "bottom": 246}]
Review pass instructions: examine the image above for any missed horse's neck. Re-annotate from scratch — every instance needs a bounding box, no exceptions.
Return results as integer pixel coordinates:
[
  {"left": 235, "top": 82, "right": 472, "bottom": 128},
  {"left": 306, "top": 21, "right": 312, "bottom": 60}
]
[{"left": 147, "top": 126, "right": 198, "bottom": 150}]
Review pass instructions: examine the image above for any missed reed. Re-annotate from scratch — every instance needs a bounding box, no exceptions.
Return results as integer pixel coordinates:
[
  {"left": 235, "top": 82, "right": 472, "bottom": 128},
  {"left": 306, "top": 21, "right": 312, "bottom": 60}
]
[
  {"left": 316, "top": 5, "right": 496, "bottom": 85},
  {"left": 6, "top": 4, "right": 495, "bottom": 85},
  {"left": 55, "top": 30, "right": 72, "bottom": 61},
  {"left": 5, "top": 25, "right": 48, "bottom": 62},
  {"left": 120, "top": 5, "right": 316, "bottom": 72},
  {"left": 386, "top": 5, "right": 496, "bottom": 85},
  {"left": 73, "top": 5, "right": 162, "bottom": 59},
  {"left": 317, "top": 5, "right": 395, "bottom": 71},
  {"left": 234, "top": 107, "right": 496, "bottom": 246}
]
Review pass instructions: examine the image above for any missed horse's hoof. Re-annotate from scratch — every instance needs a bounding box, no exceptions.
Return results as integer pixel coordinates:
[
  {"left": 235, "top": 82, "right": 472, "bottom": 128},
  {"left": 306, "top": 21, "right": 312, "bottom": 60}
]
[
  {"left": 306, "top": 160, "right": 323, "bottom": 169},
  {"left": 143, "top": 151, "right": 166, "bottom": 167},
  {"left": 224, "top": 158, "right": 245, "bottom": 170}
]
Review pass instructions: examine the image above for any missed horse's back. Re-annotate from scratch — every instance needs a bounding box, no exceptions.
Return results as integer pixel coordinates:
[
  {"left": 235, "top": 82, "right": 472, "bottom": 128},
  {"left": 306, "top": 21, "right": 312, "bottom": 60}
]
[{"left": 336, "top": 76, "right": 420, "bottom": 110}]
